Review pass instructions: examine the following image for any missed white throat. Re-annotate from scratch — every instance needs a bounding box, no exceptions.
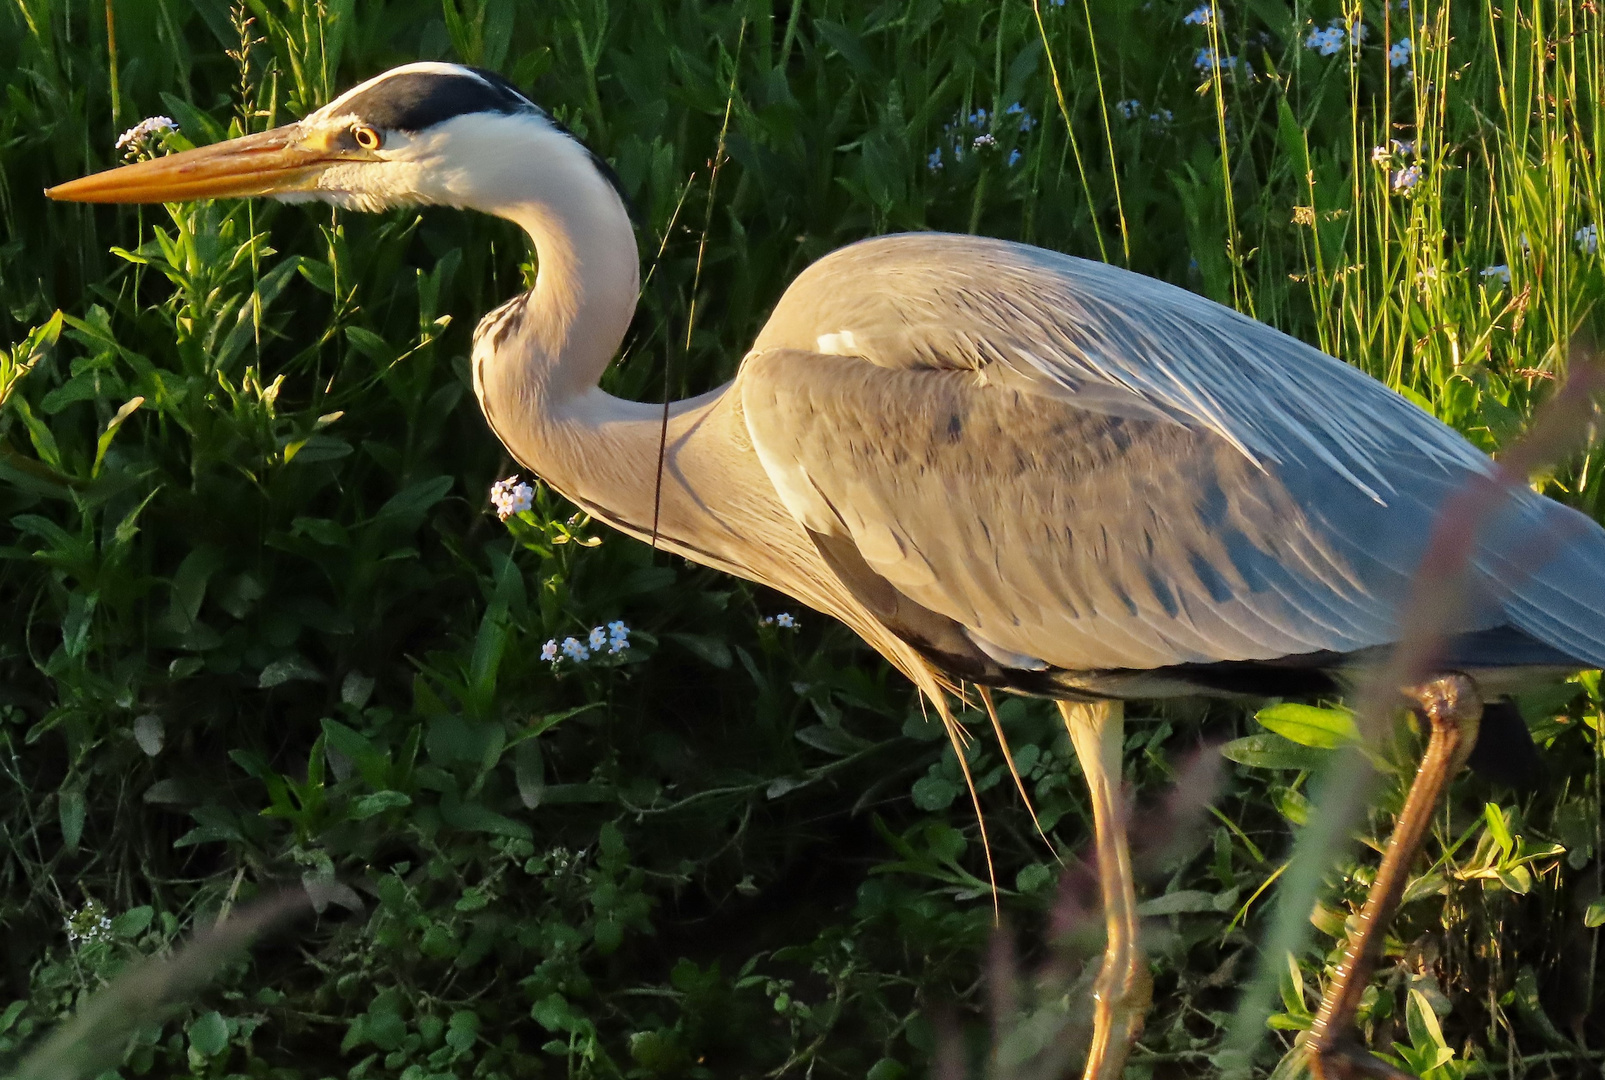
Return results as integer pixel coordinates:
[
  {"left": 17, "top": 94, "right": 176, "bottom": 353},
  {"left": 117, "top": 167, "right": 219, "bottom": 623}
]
[{"left": 425, "top": 113, "right": 640, "bottom": 441}]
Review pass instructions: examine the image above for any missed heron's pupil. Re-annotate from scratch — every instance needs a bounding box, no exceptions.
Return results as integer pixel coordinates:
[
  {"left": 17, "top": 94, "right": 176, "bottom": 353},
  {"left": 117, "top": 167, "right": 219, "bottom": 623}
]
[{"left": 354, "top": 125, "right": 382, "bottom": 150}]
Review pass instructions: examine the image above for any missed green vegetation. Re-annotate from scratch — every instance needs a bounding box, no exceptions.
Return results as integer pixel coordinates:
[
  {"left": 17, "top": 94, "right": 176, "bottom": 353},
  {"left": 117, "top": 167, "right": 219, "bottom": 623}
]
[{"left": 1, "top": 0, "right": 1601, "bottom": 1077}]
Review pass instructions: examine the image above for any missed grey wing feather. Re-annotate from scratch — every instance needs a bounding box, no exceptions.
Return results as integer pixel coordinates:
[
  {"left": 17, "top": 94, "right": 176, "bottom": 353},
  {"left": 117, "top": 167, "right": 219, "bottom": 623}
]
[
  {"left": 741, "top": 234, "right": 1605, "bottom": 674},
  {"left": 753, "top": 234, "right": 1490, "bottom": 501}
]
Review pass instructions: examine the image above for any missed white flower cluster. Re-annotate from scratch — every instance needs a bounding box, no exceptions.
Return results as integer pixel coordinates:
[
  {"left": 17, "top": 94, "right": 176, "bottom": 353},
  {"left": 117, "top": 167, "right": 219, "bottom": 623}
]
[
  {"left": 490, "top": 476, "right": 534, "bottom": 521},
  {"left": 1194, "top": 46, "right": 1246, "bottom": 73},
  {"left": 542, "top": 621, "right": 630, "bottom": 664},
  {"left": 1306, "top": 18, "right": 1364, "bottom": 56},
  {"left": 928, "top": 104, "right": 1034, "bottom": 172},
  {"left": 65, "top": 904, "right": 114, "bottom": 946},
  {"left": 115, "top": 116, "right": 175, "bottom": 152},
  {"left": 1578, "top": 223, "right": 1599, "bottom": 255},
  {"left": 761, "top": 612, "right": 799, "bottom": 629},
  {"left": 1391, "top": 163, "right": 1423, "bottom": 193},
  {"left": 1112, "top": 100, "right": 1172, "bottom": 124},
  {"left": 1371, "top": 138, "right": 1416, "bottom": 165}
]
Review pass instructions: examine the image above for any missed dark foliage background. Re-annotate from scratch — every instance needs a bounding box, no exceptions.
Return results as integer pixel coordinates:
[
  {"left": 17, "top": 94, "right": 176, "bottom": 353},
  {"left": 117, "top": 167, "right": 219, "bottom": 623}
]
[{"left": 0, "top": 0, "right": 1601, "bottom": 1077}]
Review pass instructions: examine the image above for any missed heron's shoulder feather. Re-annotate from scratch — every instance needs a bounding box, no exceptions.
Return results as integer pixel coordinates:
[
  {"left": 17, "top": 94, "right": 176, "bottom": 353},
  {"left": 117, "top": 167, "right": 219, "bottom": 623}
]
[
  {"left": 754, "top": 233, "right": 1488, "bottom": 501},
  {"left": 736, "top": 346, "right": 1443, "bottom": 678}
]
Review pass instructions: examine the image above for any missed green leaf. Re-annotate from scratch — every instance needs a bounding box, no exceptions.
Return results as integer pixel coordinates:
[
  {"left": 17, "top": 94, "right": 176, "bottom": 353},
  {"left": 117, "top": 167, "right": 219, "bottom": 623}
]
[
  {"left": 910, "top": 773, "right": 960, "bottom": 811},
  {"left": 795, "top": 723, "right": 871, "bottom": 757},
  {"left": 1585, "top": 898, "right": 1605, "bottom": 928},
  {"left": 867, "top": 1059, "right": 908, "bottom": 1080},
  {"left": 1136, "top": 890, "right": 1217, "bottom": 917},
  {"left": 91, "top": 396, "right": 144, "bottom": 477},
  {"left": 372, "top": 475, "right": 454, "bottom": 531},
  {"left": 1014, "top": 863, "right": 1053, "bottom": 893},
  {"left": 1279, "top": 951, "right": 1308, "bottom": 1016},
  {"left": 1255, "top": 703, "right": 1358, "bottom": 749},
  {"left": 446, "top": 1009, "right": 480, "bottom": 1052},
  {"left": 259, "top": 655, "right": 320, "bottom": 688},
  {"left": 110, "top": 907, "right": 154, "bottom": 938},
  {"left": 350, "top": 791, "right": 412, "bottom": 819},
  {"left": 439, "top": 792, "right": 532, "bottom": 839},
  {"left": 58, "top": 787, "right": 85, "bottom": 853},
  {"left": 187, "top": 1010, "right": 228, "bottom": 1057},
  {"left": 1221, "top": 733, "right": 1329, "bottom": 771},
  {"left": 1405, "top": 989, "right": 1449, "bottom": 1055},
  {"left": 1483, "top": 802, "right": 1515, "bottom": 858}
]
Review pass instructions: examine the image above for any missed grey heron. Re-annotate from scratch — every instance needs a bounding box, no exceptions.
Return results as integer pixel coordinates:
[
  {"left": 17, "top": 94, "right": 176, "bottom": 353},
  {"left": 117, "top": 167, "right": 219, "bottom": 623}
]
[{"left": 47, "top": 62, "right": 1605, "bottom": 1079}]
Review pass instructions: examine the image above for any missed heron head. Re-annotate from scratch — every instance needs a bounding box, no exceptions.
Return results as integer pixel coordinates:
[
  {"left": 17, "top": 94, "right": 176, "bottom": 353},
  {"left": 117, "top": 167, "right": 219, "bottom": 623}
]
[{"left": 47, "top": 63, "right": 614, "bottom": 214}]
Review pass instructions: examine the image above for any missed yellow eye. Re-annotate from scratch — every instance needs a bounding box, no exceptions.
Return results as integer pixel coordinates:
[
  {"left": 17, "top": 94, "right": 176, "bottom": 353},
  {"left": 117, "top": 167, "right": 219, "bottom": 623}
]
[{"left": 352, "top": 124, "right": 383, "bottom": 151}]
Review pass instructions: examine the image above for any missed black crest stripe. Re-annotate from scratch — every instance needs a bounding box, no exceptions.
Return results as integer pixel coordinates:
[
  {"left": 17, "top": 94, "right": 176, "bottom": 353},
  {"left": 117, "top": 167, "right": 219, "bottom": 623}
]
[{"left": 338, "top": 67, "right": 537, "bottom": 133}]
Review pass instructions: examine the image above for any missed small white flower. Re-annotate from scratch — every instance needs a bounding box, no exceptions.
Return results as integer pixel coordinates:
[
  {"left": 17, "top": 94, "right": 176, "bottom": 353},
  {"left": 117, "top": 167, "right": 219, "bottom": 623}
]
[
  {"left": 1481, "top": 264, "right": 1512, "bottom": 285},
  {"left": 1389, "top": 38, "right": 1412, "bottom": 67},
  {"left": 490, "top": 477, "right": 534, "bottom": 521},
  {"left": 1183, "top": 4, "right": 1213, "bottom": 24},
  {"left": 972, "top": 133, "right": 997, "bottom": 151},
  {"left": 115, "top": 115, "right": 175, "bottom": 151},
  {"left": 775, "top": 612, "right": 798, "bottom": 628},
  {"left": 1194, "top": 47, "right": 1240, "bottom": 71},
  {"left": 1306, "top": 26, "right": 1344, "bottom": 54},
  {"left": 1391, "top": 163, "right": 1422, "bottom": 192},
  {"left": 588, "top": 626, "right": 607, "bottom": 651},
  {"left": 1578, "top": 223, "right": 1599, "bottom": 254},
  {"left": 1371, "top": 144, "right": 1393, "bottom": 165},
  {"left": 560, "top": 637, "right": 590, "bottom": 662},
  {"left": 540, "top": 640, "right": 558, "bottom": 662}
]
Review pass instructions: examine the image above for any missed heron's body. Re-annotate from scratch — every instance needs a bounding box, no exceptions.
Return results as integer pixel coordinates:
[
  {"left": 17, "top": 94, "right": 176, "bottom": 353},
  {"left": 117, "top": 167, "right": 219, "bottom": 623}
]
[
  {"left": 477, "top": 215, "right": 1605, "bottom": 702},
  {"left": 50, "top": 62, "right": 1605, "bottom": 1079}
]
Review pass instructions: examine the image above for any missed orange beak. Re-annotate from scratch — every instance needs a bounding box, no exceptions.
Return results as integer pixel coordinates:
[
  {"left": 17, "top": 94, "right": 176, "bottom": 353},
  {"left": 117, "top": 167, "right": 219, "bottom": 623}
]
[{"left": 46, "top": 123, "right": 354, "bottom": 203}]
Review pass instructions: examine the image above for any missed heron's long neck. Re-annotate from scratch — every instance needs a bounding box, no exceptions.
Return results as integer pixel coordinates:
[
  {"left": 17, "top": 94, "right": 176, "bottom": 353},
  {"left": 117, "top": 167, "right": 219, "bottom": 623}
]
[{"left": 468, "top": 132, "right": 749, "bottom": 569}]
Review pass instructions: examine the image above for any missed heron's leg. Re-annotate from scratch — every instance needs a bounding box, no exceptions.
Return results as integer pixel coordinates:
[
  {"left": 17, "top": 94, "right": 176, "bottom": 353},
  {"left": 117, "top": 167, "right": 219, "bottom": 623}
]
[
  {"left": 1309, "top": 674, "right": 1483, "bottom": 1080},
  {"left": 1059, "top": 699, "right": 1151, "bottom": 1080}
]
